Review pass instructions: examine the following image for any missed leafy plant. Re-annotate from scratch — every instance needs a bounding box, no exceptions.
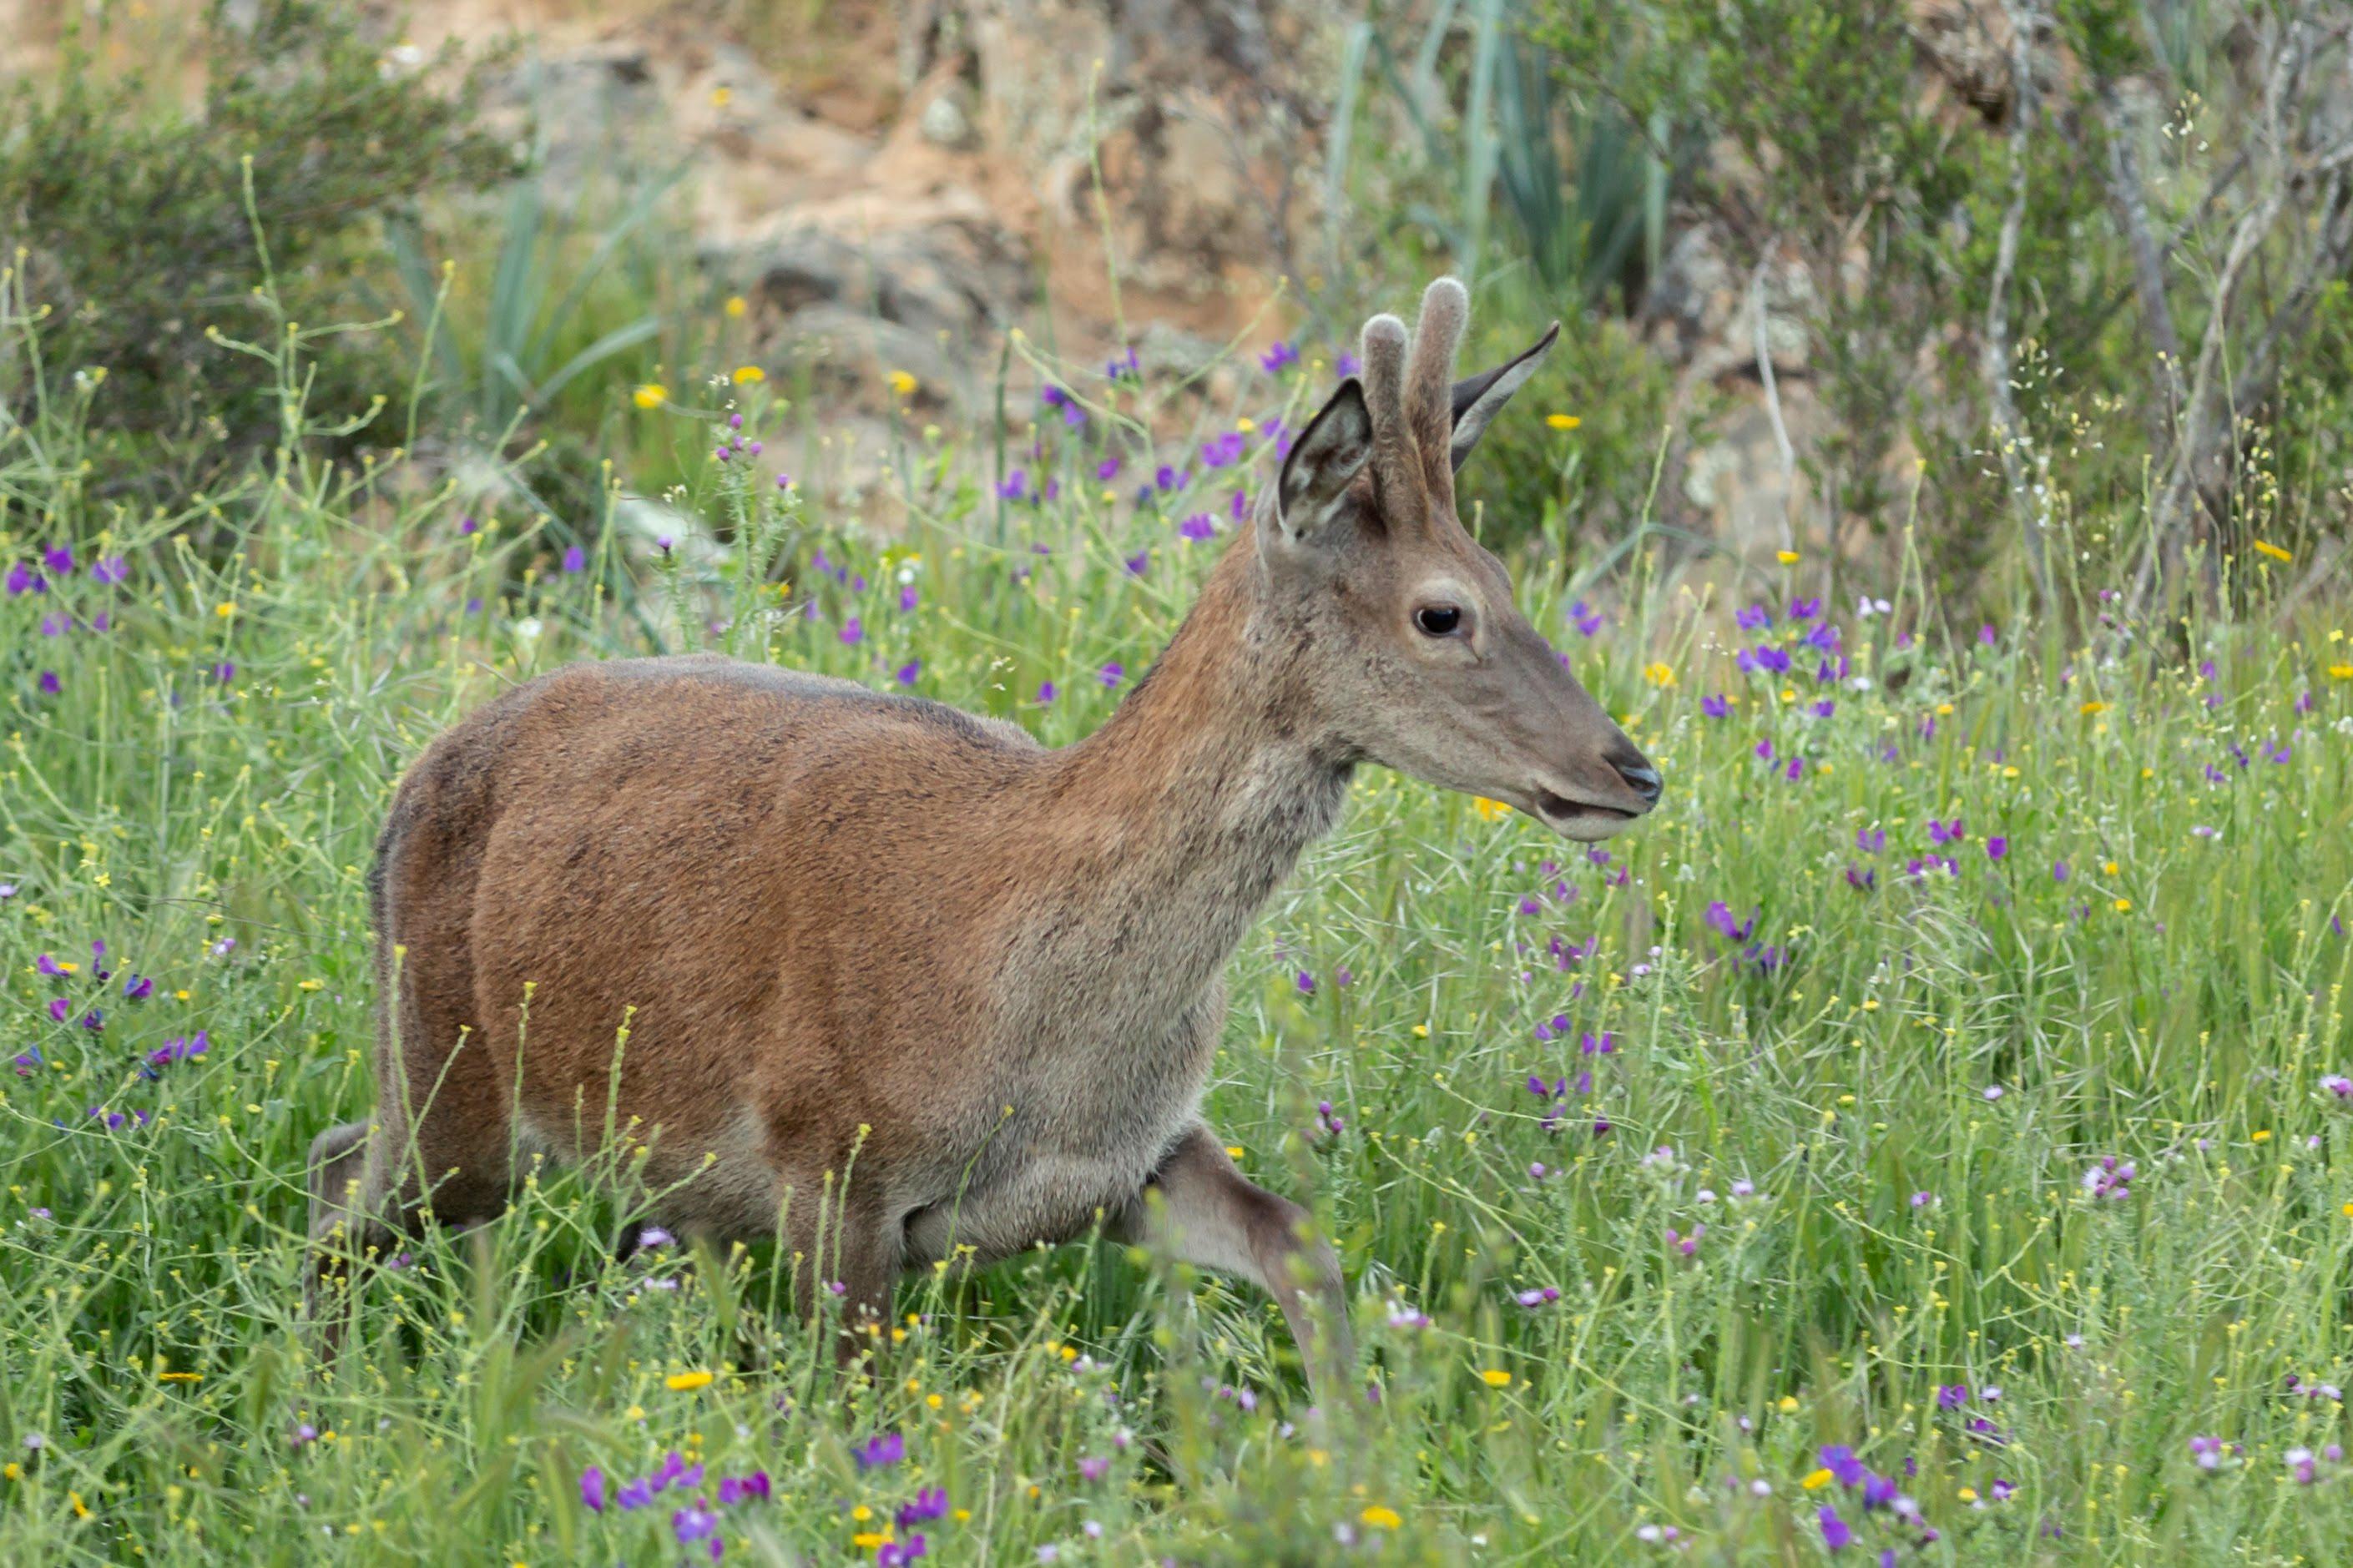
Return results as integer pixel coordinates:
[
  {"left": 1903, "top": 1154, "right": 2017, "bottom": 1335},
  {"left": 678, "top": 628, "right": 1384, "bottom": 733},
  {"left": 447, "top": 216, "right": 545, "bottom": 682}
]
[{"left": 0, "top": 0, "right": 511, "bottom": 497}]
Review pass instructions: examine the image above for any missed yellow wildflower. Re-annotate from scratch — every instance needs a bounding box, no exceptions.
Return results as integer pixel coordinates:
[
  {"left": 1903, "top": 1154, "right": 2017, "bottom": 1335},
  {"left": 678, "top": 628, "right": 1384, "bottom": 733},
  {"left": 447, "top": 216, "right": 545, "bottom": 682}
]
[
  {"left": 2080, "top": 701, "right": 2108, "bottom": 715},
  {"left": 1480, "top": 1369, "right": 1512, "bottom": 1388},
  {"left": 1545, "top": 413, "right": 1582, "bottom": 431},
  {"left": 1472, "top": 797, "right": 1512, "bottom": 822},
  {"left": 2328, "top": 663, "right": 2353, "bottom": 681},
  {"left": 732, "top": 365, "right": 765, "bottom": 386},
  {"left": 886, "top": 370, "right": 918, "bottom": 398},
  {"left": 1776, "top": 549, "right": 1800, "bottom": 564},
  {"left": 632, "top": 384, "right": 668, "bottom": 410},
  {"left": 1361, "top": 1505, "right": 1403, "bottom": 1529},
  {"left": 1802, "top": 1468, "right": 1834, "bottom": 1490},
  {"left": 665, "top": 1369, "right": 714, "bottom": 1391},
  {"left": 1643, "top": 662, "right": 1676, "bottom": 688},
  {"left": 2252, "top": 540, "right": 2292, "bottom": 562},
  {"left": 724, "top": 295, "right": 749, "bottom": 319}
]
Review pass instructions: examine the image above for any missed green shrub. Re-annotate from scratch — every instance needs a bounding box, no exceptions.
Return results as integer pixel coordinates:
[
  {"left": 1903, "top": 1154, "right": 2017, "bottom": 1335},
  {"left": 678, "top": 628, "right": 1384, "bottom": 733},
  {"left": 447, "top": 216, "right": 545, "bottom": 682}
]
[{"left": 0, "top": 0, "right": 510, "bottom": 500}]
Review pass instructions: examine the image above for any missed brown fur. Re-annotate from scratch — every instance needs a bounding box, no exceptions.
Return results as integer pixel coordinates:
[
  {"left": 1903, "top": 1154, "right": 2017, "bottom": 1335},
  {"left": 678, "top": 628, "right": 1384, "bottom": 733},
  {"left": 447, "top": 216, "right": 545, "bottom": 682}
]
[{"left": 307, "top": 280, "right": 1660, "bottom": 1404}]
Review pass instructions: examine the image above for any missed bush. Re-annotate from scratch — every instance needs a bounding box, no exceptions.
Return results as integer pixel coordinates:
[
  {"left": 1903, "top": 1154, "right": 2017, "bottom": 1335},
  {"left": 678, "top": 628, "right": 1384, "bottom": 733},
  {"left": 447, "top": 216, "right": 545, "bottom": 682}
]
[{"left": 0, "top": 0, "right": 510, "bottom": 500}]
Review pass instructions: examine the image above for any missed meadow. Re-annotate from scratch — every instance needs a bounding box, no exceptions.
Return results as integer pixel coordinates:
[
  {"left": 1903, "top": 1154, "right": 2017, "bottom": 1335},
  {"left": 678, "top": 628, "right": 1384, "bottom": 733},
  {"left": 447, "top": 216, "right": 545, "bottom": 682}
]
[{"left": 4, "top": 273, "right": 2353, "bottom": 1568}]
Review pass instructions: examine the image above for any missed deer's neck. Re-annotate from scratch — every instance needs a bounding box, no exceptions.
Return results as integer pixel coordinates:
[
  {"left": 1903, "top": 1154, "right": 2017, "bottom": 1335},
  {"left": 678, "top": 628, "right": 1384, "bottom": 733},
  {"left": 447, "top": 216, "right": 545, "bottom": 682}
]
[{"left": 1036, "top": 537, "right": 1351, "bottom": 996}]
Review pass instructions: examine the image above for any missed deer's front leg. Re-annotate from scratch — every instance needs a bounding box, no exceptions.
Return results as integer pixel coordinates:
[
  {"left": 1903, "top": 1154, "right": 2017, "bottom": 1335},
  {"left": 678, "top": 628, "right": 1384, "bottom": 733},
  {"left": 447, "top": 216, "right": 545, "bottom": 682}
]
[{"left": 1115, "top": 1123, "right": 1355, "bottom": 1409}]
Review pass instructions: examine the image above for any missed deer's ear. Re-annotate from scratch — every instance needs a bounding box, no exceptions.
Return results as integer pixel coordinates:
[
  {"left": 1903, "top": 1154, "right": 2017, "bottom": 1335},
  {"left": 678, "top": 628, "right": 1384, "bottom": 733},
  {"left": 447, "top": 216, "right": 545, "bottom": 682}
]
[
  {"left": 1273, "top": 378, "right": 1373, "bottom": 543},
  {"left": 1447, "top": 321, "right": 1561, "bottom": 471}
]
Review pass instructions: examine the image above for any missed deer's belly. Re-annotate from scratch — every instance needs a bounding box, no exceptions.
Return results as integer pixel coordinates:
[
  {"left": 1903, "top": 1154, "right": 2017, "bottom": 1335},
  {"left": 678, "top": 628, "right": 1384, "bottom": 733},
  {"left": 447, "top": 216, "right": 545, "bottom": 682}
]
[{"left": 901, "top": 1142, "right": 1168, "bottom": 1269}]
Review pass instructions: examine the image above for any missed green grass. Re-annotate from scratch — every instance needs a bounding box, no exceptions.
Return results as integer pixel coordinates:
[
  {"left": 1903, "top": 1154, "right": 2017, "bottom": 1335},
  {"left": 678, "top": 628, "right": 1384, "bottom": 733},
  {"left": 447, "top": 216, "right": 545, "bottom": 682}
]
[{"left": 3, "top": 299, "right": 2351, "bottom": 1566}]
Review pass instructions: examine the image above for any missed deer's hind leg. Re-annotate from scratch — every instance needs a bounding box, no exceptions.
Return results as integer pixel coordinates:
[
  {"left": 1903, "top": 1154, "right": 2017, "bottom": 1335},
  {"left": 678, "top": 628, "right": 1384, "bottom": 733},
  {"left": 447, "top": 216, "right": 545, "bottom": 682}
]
[
  {"left": 310, "top": 792, "right": 518, "bottom": 1348},
  {"left": 305, "top": 1119, "right": 383, "bottom": 1327}
]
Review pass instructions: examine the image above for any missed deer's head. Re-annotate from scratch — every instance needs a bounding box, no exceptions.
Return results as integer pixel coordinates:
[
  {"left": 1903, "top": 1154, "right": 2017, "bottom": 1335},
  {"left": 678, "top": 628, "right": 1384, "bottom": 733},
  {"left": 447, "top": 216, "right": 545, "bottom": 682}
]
[{"left": 1259, "top": 278, "right": 1659, "bottom": 840}]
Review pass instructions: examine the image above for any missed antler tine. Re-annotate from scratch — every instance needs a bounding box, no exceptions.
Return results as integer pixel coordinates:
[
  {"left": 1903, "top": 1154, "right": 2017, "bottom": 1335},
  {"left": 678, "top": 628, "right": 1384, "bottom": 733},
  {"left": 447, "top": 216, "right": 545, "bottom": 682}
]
[
  {"left": 1357, "top": 312, "right": 1420, "bottom": 505},
  {"left": 1358, "top": 313, "right": 1408, "bottom": 432},
  {"left": 1406, "top": 277, "right": 1469, "bottom": 508}
]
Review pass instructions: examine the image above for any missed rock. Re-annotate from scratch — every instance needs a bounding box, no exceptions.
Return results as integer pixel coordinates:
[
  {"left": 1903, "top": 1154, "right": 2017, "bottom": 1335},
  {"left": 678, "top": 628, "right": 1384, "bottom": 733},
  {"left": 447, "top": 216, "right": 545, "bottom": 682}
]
[
  {"left": 917, "top": 87, "right": 977, "bottom": 149},
  {"left": 1907, "top": 0, "right": 2076, "bottom": 127},
  {"left": 1646, "top": 224, "right": 1814, "bottom": 380}
]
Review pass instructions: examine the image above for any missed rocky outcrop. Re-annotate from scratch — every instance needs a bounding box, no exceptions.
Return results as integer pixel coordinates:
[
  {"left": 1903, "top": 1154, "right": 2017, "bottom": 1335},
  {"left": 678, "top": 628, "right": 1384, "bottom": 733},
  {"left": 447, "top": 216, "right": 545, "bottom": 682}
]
[{"left": 353, "top": 0, "right": 1334, "bottom": 497}]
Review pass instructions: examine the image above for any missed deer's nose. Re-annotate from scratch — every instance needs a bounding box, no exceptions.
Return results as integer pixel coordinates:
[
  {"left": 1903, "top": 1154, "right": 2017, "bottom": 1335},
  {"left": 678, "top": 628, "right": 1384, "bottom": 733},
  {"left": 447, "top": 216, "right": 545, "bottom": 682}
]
[{"left": 1613, "top": 758, "right": 1663, "bottom": 804}]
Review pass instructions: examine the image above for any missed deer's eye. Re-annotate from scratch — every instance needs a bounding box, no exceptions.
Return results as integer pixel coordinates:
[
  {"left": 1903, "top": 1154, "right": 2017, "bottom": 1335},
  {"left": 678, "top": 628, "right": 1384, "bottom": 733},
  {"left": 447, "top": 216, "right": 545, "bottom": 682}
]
[{"left": 1414, "top": 604, "right": 1463, "bottom": 637}]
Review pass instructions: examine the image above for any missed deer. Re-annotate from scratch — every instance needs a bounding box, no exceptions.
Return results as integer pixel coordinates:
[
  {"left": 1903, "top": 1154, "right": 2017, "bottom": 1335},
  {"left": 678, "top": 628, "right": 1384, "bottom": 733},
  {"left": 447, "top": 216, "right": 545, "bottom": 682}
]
[{"left": 305, "top": 277, "right": 1662, "bottom": 1405}]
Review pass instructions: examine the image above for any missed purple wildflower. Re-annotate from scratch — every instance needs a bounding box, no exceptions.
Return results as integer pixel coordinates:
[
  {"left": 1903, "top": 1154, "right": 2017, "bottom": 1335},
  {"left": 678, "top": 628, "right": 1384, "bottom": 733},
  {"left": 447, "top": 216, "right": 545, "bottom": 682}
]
[
  {"left": 1819, "top": 1446, "right": 1867, "bottom": 1486},
  {"left": 671, "top": 1499, "right": 720, "bottom": 1548},
  {"left": 853, "top": 1431, "right": 906, "bottom": 1470},
  {"left": 1704, "top": 902, "right": 1757, "bottom": 942},
  {"left": 149, "top": 1031, "right": 210, "bottom": 1069},
  {"left": 2080, "top": 1156, "right": 2135, "bottom": 1198}
]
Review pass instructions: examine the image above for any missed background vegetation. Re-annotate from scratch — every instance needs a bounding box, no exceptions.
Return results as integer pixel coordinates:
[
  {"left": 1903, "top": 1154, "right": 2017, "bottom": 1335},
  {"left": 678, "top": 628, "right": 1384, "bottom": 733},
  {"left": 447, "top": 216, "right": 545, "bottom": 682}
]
[{"left": 3, "top": 0, "right": 2350, "bottom": 1562}]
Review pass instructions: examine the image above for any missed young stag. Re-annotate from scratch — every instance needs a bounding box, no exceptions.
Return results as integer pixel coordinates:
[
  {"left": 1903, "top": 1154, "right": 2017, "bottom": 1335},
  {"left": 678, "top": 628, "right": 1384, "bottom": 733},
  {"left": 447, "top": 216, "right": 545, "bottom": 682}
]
[{"left": 308, "top": 278, "right": 1660, "bottom": 1401}]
